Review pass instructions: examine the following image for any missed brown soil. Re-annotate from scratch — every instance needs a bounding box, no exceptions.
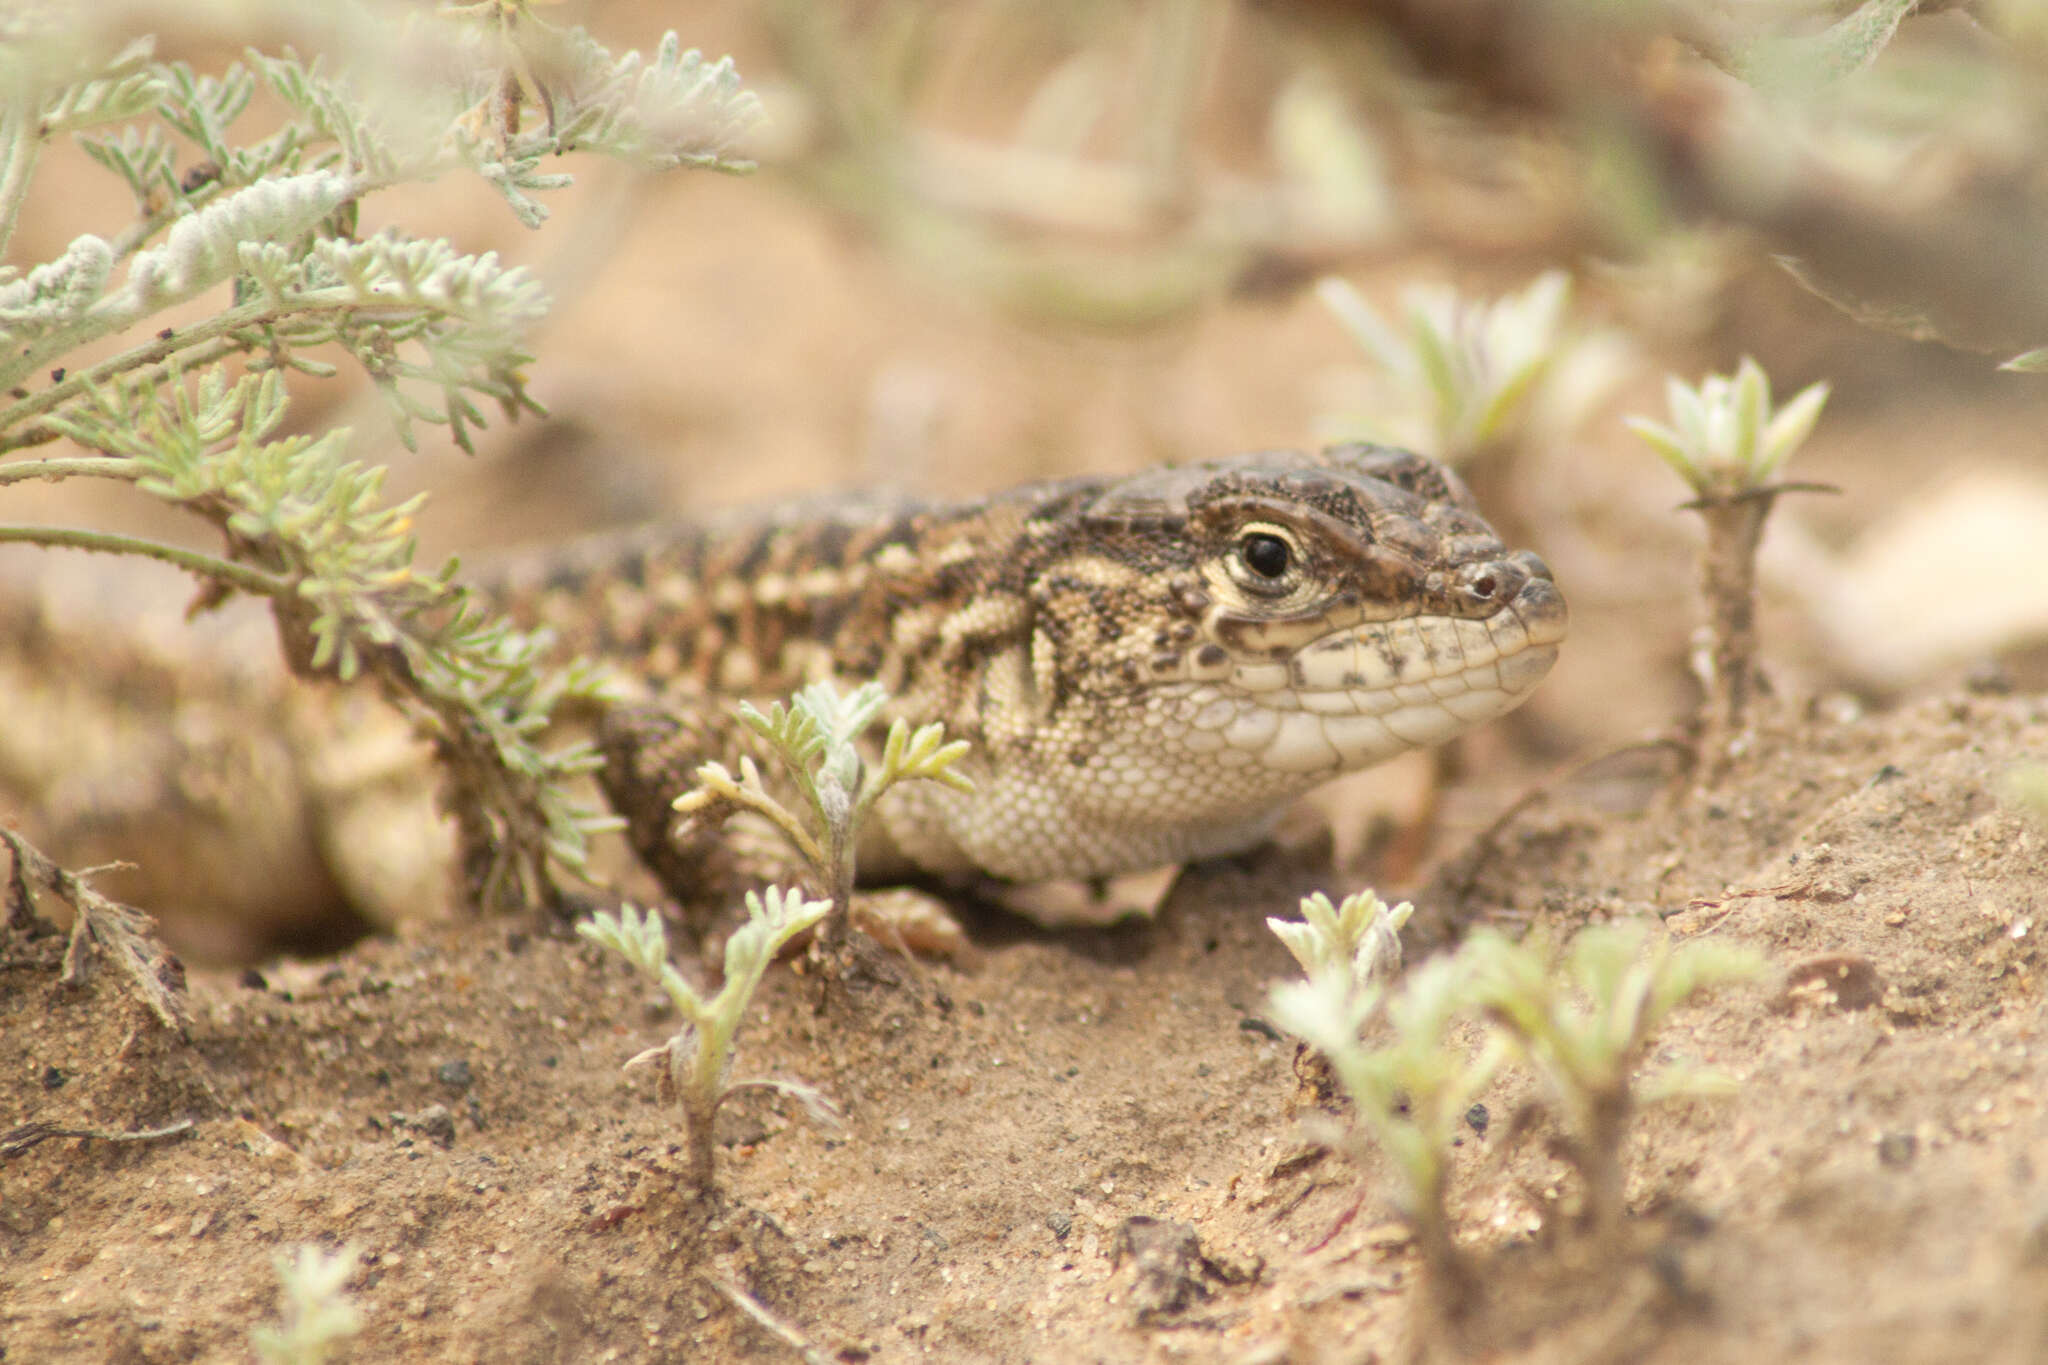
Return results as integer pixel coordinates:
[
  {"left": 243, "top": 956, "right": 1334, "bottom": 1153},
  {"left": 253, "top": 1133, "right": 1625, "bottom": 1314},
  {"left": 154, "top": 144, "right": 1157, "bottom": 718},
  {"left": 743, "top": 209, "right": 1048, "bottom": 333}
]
[
  {"left": 7, "top": 692, "right": 2047, "bottom": 1364},
  {"left": 6, "top": 12, "right": 2048, "bottom": 1362}
]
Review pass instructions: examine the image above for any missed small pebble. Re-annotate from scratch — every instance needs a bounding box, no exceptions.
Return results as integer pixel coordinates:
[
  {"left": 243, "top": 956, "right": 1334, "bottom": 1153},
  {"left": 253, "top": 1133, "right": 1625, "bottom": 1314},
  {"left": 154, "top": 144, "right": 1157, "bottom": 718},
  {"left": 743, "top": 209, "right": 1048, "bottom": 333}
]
[{"left": 403, "top": 1103, "right": 458, "bottom": 1149}]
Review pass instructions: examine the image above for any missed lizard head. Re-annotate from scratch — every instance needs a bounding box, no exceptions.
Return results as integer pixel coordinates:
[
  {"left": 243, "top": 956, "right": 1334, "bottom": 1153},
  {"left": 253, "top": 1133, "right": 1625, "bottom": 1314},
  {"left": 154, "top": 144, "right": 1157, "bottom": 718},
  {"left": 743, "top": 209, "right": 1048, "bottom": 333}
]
[{"left": 1068, "top": 443, "right": 1567, "bottom": 779}]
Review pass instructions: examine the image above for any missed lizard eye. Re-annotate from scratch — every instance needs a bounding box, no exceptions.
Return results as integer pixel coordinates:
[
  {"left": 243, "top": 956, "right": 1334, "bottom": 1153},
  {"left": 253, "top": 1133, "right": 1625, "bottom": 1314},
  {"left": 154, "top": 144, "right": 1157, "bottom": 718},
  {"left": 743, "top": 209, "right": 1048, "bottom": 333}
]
[{"left": 1238, "top": 532, "right": 1292, "bottom": 580}]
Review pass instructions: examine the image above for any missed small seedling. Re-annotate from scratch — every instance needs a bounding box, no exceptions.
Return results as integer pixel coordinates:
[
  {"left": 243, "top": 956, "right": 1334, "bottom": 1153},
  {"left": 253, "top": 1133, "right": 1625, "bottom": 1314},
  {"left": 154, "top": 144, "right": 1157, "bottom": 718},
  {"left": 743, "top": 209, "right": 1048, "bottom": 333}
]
[
  {"left": 1625, "top": 356, "right": 1831, "bottom": 783},
  {"left": 1462, "top": 923, "right": 1761, "bottom": 1240},
  {"left": 251, "top": 1243, "right": 362, "bottom": 1365},
  {"left": 1316, "top": 270, "right": 1607, "bottom": 468},
  {"left": 1267, "top": 888, "right": 1414, "bottom": 992},
  {"left": 578, "top": 893, "right": 839, "bottom": 1198},
  {"left": 1267, "top": 950, "right": 1498, "bottom": 1311},
  {"left": 1269, "top": 907, "right": 1761, "bottom": 1313},
  {"left": 673, "top": 681, "right": 972, "bottom": 955}
]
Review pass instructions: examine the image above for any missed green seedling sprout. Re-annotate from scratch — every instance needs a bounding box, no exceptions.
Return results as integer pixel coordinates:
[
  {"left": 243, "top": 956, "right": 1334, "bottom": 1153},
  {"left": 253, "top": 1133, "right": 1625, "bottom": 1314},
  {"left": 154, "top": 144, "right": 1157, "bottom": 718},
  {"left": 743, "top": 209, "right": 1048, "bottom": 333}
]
[
  {"left": 578, "top": 893, "right": 839, "bottom": 1198},
  {"left": 251, "top": 1243, "right": 362, "bottom": 1365},
  {"left": 1625, "top": 357, "right": 1831, "bottom": 784},
  {"left": 1316, "top": 270, "right": 1592, "bottom": 467},
  {"left": 1624, "top": 355, "right": 1830, "bottom": 497},
  {"left": 1463, "top": 923, "right": 1761, "bottom": 1241},
  {"left": 1267, "top": 951, "right": 1498, "bottom": 1312},
  {"left": 673, "top": 680, "right": 973, "bottom": 957},
  {"left": 1268, "top": 888, "right": 1414, "bottom": 991}
]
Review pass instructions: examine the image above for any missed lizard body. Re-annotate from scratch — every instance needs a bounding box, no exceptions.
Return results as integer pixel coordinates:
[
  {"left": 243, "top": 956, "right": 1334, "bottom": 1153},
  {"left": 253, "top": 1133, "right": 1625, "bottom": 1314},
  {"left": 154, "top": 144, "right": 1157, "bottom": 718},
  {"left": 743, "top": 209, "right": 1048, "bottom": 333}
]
[{"left": 490, "top": 443, "right": 1566, "bottom": 911}]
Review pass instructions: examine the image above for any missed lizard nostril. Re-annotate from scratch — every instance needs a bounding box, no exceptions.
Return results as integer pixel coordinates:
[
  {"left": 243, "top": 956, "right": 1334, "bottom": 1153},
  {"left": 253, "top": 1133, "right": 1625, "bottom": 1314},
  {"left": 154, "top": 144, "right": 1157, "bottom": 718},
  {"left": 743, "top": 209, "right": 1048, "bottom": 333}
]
[{"left": 1469, "top": 572, "right": 1498, "bottom": 600}]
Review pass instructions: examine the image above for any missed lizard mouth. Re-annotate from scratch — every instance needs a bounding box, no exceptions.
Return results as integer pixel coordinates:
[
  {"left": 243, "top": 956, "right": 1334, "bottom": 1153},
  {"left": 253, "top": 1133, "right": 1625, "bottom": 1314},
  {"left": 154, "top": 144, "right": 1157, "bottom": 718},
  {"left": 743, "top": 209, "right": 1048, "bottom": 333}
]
[{"left": 1171, "top": 552, "right": 1567, "bottom": 775}]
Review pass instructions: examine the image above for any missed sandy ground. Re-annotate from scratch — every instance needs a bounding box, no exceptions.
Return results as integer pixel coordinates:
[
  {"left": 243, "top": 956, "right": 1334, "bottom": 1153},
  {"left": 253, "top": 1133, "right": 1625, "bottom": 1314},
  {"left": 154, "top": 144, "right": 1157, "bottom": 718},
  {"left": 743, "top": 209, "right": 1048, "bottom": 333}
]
[{"left": 6, "top": 692, "right": 2046, "bottom": 1363}]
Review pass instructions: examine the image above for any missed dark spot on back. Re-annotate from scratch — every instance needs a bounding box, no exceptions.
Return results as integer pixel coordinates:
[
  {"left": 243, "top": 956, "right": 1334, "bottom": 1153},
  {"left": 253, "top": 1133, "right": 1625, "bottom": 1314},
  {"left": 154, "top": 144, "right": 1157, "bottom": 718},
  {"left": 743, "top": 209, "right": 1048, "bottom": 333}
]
[
  {"left": 542, "top": 561, "right": 587, "bottom": 597},
  {"left": 803, "top": 592, "right": 856, "bottom": 648},
  {"left": 731, "top": 529, "right": 777, "bottom": 581},
  {"left": 808, "top": 519, "right": 856, "bottom": 567},
  {"left": 619, "top": 546, "right": 650, "bottom": 588}
]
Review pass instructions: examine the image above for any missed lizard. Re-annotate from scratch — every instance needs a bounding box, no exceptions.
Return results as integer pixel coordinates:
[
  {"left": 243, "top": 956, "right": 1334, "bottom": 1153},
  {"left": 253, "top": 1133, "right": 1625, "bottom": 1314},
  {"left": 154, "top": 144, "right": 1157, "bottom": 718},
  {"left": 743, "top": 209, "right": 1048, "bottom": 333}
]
[{"left": 486, "top": 441, "right": 1567, "bottom": 928}]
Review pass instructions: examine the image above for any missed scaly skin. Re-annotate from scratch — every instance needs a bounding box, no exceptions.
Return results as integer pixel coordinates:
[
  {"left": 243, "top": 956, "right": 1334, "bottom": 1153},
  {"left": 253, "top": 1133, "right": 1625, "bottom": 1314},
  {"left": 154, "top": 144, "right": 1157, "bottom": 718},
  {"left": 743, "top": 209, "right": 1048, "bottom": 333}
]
[{"left": 490, "top": 443, "right": 1567, "bottom": 919}]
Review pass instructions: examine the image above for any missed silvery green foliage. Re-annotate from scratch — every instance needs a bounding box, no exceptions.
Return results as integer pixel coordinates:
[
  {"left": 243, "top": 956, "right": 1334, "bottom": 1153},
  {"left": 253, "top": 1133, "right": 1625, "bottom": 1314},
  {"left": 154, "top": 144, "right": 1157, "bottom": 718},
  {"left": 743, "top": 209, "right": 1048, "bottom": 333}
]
[
  {"left": 0, "top": 234, "right": 115, "bottom": 344},
  {"left": 739, "top": 680, "right": 974, "bottom": 823},
  {"left": 1461, "top": 923, "right": 1760, "bottom": 1233},
  {"left": 552, "top": 31, "right": 763, "bottom": 173},
  {"left": 1316, "top": 270, "right": 1600, "bottom": 464},
  {"left": 1, "top": 17, "right": 761, "bottom": 448},
  {"left": 0, "top": 168, "right": 358, "bottom": 389},
  {"left": 579, "top": 893, "right": 838, "bottom": 1194},
  {"left": 1268, "top": 916, "right": 1760, "bottom": 1259},
  {"left": 0, "top": 31, "right": 164, "bottom": 136},
  {"left": 1267, "top": 952, "right": 1498, "bottom": 1274},
  {"left": 1464, "top": 923, "right": 1761, "bottom": 1118},
  {"left": 126, "top": 171, "right": 354, "bottom": 305},
  {"left": 1267, "top": 888, "right": 1413, "bottom": 992},
  {"left": 677, "top": 681, "right": 972, "bottom": 941},
  {"left": 0, "top": 8, "right": 762, "bottom": 911},
  {"left": 1732, "top": 0, "right": 1920, "bottom": 91},
  {"left": 38, "top": 365, "right": 612, "bottom": 908},
  {"left": 1624, "top": 356, "right": 1829, "bottom": 496},
  {"left": 417, "top": 24, "right": 763, "bottom": 225},
  {"left": 251, "top": 1244, "right": 363, "bottom": 1365},
  {"left": 237, "top": 230, "right": 552, "bottom": 451},
  {"left": 580, "top": 891, "right": 831, "bottom": 1035}
]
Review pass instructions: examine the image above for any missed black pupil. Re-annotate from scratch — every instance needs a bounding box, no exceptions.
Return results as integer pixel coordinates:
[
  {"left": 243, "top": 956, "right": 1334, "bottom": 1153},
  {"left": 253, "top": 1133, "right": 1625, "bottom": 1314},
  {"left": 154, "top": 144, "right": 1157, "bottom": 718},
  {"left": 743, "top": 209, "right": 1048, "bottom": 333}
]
[{"left": 1242, "top": 533, "right": 1290, "bottom": 579}]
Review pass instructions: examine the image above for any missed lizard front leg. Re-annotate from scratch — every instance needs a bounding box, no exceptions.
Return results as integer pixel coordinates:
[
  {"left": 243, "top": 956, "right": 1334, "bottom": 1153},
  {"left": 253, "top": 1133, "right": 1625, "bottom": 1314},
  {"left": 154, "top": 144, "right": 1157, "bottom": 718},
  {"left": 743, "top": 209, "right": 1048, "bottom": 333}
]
[
  {"left": 594, "top": 700, "right": 747, "bottom": 922},
  {"left": 594, "top": 699, "right": 970, "bottom": 955}
]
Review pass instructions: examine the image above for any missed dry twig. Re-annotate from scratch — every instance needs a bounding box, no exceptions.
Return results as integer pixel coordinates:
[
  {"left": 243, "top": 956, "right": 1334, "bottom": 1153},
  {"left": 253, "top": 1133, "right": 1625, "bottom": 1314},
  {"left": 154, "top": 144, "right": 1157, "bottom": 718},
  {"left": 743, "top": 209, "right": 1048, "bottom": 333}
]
[{"left": 2, "top": 826, "right": 188, "bottom": 1029}]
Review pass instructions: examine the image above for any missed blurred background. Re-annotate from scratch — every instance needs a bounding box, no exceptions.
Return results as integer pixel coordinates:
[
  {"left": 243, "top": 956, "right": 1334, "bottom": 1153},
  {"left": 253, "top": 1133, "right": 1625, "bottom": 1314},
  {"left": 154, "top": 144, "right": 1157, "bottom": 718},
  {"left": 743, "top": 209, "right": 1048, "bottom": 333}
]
[{"left": 6, "top": 0, "right": 2048, "bottom": 959}]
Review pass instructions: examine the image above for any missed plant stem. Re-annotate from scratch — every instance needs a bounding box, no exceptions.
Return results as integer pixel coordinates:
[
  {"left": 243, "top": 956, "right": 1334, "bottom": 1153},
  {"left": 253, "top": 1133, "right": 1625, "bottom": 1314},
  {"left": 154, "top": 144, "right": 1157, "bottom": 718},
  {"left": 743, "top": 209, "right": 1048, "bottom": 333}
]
[
  {"left": 1574, "top": 1090, "right": 1633, "bottom": 1243},
  {"left": 0, "top": 523, "right": 293, "bottom": 598},
  {"left": 811, "top": 818, "right": 851, "bottom": 957},
  {"left": 1409, "top": 1166, "right": 1478, "bottom": 1334},
  {"left": 0, "top": 282, "right": 392, "bottom": 415},
  {"left": 1134, "top": 0, "right": 1211, "bottom": 207},
  {"left": 0, "top": 456, "right": 140, "bottom": 485},
  {"left": 0, "top": 333, "right": 246, "bottom": 448},
  {"left": 106, "top": 164, "right": 247, "bottom": 261},
  {"left": 750, "top": 783, "right": 826, "bottom": 869},
  {"left": 1692, "top": 489, "right": 1773, "bottom": 786},
  {"left": 0, "top": 104, "right": 45, "bottom": 262},
  {"left": 684, "top": 1026, "right": 725, "bottom": 1197}
]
